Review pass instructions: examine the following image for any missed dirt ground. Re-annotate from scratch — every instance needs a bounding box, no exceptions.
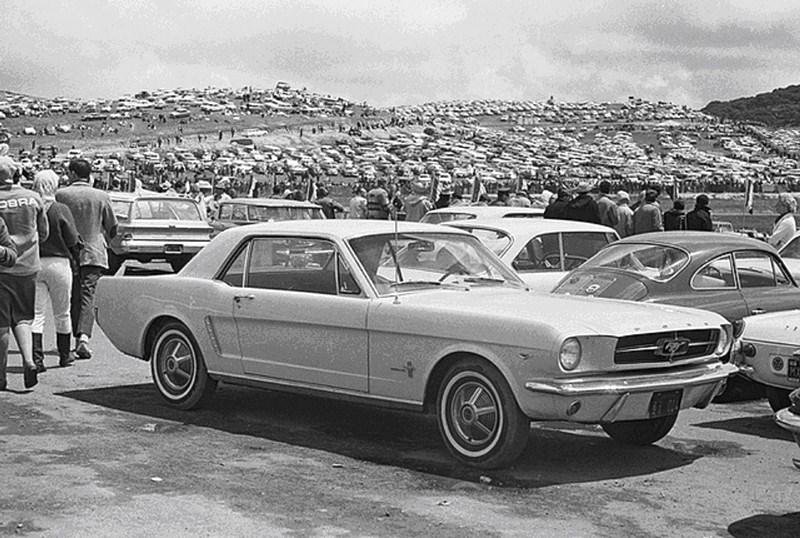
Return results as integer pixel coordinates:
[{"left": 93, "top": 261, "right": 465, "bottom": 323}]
[{"left": 1, "top": 319, "right": 800, "bottom": 537}]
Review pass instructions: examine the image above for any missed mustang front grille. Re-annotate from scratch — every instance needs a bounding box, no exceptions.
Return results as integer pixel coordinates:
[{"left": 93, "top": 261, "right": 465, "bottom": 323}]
[{"left": 614, "top": 329, "right": 719, "bottom": 364}]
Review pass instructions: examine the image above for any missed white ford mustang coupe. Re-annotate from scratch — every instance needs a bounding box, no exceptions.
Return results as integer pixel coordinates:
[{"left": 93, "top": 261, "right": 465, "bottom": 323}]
[{"left": 96, "top": 220, "right": 737, "bottom": 468}]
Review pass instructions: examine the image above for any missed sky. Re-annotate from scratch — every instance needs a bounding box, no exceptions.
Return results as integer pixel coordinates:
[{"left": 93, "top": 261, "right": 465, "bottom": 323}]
[{"left": 1, "top": 0, "right": 799, "bottom": 108}]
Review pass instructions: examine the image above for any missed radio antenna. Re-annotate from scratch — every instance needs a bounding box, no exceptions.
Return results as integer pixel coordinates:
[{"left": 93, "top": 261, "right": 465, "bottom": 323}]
[{"left": 392, "top": 194, "right": 401, "bottom": 304}]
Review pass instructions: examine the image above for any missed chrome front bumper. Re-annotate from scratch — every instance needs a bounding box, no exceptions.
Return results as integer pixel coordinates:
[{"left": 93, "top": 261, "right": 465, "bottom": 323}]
[
  {"left": 521, "top": 362, "right": 737, "bottom": 423},
  {"left": 525, "top": 362, "right": 737, "bottom": 396}
]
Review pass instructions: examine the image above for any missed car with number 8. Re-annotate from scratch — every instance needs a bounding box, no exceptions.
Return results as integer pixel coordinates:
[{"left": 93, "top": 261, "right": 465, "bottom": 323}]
[{"left": 96, "top": 221, "right": 736, "bottom": 468}]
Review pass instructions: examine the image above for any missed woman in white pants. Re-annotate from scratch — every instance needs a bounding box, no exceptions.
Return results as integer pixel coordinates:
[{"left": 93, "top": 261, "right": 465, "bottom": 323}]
[{"left": 32, "top": 170, "right": 81, "bottom": 370}]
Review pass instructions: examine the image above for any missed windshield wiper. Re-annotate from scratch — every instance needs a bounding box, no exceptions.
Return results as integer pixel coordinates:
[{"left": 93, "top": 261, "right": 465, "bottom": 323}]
[
  {"left": 389, "top": 280, "right": 467, "bottom": 290},
  {"left": 463, "top": 276, "right": 506, "bottom": 284}
]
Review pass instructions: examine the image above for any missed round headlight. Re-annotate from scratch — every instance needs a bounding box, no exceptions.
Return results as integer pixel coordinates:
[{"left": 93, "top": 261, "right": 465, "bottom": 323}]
[
  {"left": 559, "top": 337, "right": 582, "bottom": 371},
  {"left": 715, "top": 326, "right": 731, "bottom": 356}
]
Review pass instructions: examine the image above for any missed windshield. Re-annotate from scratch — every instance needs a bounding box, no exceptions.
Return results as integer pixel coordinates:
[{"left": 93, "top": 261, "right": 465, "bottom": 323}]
[
  {"left": 111, "top": 200, "right": 132, "bottom": 219},
  {"left": 133, "top": 199, "right": 203, "bottom": 221},
  {"left": 420, "top": 212, "right": 476, "bottom": 225},
  {"left": 580, "top": 243, "right": 689, "bottom": 282},
  {"left": 447, "top": 226, "right": 512, "bottom": 255},
  {"left": 248, "top": 205, "right": 324, "bottom": 222},
  {"left": 348, "top": 232, "right": 525, "bottom": 295}
]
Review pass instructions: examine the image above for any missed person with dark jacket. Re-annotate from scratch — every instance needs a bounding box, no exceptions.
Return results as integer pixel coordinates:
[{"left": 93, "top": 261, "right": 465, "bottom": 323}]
[
  {"left": 32, "top": 170, "right": 82, "bottom": 371},
  {"left": 686, "top": 194, "right": 713, "bottom": 231},
  {"left": 564, "top": 182, "right": 600, "bottom": 224},
  {"left": 663, "top": 199, "right": 686, "bottom": 231},
  {"left": 543, "top": 189, "right": 570, "bottom": 219}
]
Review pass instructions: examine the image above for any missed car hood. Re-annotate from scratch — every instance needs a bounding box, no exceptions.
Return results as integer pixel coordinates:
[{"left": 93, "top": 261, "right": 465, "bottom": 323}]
[
  {"left": 392, "top": 287, "right": 726, "bottom": 337},
  {"left": 742, "top": 309, "right": 800, "bottom": 345}
]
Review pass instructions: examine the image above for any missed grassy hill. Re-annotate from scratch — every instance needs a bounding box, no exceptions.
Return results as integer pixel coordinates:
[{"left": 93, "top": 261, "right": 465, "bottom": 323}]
[{"left": 702, "top": 84, "right": 800, "bottom": 127}]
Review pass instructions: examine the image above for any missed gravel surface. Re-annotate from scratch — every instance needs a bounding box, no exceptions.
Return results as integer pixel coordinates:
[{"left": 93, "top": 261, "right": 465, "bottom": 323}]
[{"left": 1, "top": 320, "right": 799, "bottom": 537}]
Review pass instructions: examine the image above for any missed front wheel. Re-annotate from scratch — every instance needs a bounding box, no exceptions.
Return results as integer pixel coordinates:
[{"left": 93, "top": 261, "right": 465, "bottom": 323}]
[
  {"left": 437, "top": 358, "right": 530, "bottom": 469},
  {"left": 766, "top": 386, "right": 792, "bottom": 413},
  {"left": 151, "top": 322, "right": 217, "bottom": 410},
  {"left": 602, "top": 413, "right": 678, "bottom": 445}
]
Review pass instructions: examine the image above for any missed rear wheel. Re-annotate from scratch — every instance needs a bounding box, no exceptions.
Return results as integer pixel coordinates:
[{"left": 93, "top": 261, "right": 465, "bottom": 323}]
[
  {"left": 437, "top": 358, "right": 529, "bottom": 469},
  {"left": 150, "top": 322, "right": 216, "bottom": 410},
  {"left": 766, "top": 386, "right": 792, "bottom": 413},
  {"left": 602, "top": 413, "right": 678, "bottom": 445}
]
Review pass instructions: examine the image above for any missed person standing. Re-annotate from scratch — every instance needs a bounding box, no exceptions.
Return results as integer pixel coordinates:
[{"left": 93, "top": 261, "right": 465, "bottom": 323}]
[
  {"left": 0, "top": 216, "right": 17, "bottom": 268},
  {"left": 491, "top": 188, "right": 511, "bottom": 206},
  {"left": 565, "top": 182, "right": 601, "bottom": 224},
  {"left": 509, "top": 191, "right": 532, "bottom": 207},
  {"left": 56, "top": 159, "right": 117, "bottom": 360},
  {"left": 615, "top": 190, "right": 634, "bottom": 237},
  {"left": 596, "top": 180, "right": 619, "bottom": 229},
  {"left": 632, "top": 189, "right": 664, "bottom": 234},
  {"left": 543, "top": 188, "right": 571, "bottom": 219},
  {"left": 32, "top": 170, "right": 82, "bottom": 371},
  {"left": 685, "top": 194, "right": 713, "bottom": 232},
  {"left": 0, "top": 157, "right": 48, "bottom": 390},
  {"left": 348, "top": 187, "right": 367, "bottom": 219},
  {"left": 768, "top": 193, "right": 797, "bottom": 249},
  {"left": 366, "top": 178, "right": 391, "bottom": 219},
  {"left": 315, "top": 187, "right": 345, "bottom": 219},
  {"left": 663, "top": 199, "right": 687, "bottom": 231},
  {"left": 403, "top": 181, "right": 435, "bottom": 222}
]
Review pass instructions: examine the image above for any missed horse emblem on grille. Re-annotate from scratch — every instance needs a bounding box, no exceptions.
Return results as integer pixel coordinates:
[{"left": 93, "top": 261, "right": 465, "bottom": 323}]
[{"left": 654, "top": 337, "right": 691, "bottom": 360}]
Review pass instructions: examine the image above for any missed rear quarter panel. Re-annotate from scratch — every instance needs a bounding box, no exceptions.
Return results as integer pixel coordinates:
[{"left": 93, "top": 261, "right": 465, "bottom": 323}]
[{"left": 95, "top": 275, "right": 242, "bottom": 376}]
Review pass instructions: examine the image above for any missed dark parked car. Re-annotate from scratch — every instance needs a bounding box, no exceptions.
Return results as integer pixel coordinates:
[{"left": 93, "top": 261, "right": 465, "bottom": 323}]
[{"left": 553, "top": 232, "right": 800, "bottom": 400}]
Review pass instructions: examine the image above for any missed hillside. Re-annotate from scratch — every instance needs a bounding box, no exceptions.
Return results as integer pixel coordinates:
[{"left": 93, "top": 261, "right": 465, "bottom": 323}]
[{"left": 702, "top": 84, "right": 800, "bottom": 127}]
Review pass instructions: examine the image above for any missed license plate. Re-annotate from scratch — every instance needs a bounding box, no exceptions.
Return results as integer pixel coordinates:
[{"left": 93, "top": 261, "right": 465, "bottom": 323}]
[
  {"left": 164, "top": 244, "right": 183, "bottom": 254},
  {"left": 649, "top": 389, "right": 683, "bottom": 418},
  {"left": 789, "top": 358, "right": 800, "bottom": 380}
]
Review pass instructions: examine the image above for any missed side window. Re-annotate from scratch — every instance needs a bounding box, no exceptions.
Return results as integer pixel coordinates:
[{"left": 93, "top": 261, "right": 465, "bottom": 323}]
[
  {"left": 562, "top": 232, "right": 613, "bottom": 271},
  {"left": 513, "top": 233, "right": 560, "bottom": 272},
  {"left": 246, "top": 237, "right": 339, "bottom": 295},
  {"left": 692, "top": 254, "right": 735, "bottom": 289},
  {"left": 219, "top": 243, "right": 248, "bottom": 287},
  {"left": 218, "top": 204, "right": 232, "bottom": 219},
  {"left": 231, "top": 204, "right": 248, "bottom": 221},
  {"left": 771, "top": 256, "right": 793, "bottom": 286},
  {"left": 337, "top": 255, "right": 361, "bottom": 295},
  {"left": 734, "top": 251, "right": 777, "bottom": 288}
]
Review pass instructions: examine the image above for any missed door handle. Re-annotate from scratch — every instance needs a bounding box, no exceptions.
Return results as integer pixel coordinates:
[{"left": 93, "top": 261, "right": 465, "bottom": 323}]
[
  {"left": 751, "top": 308, "right": 767, "bottom": 315},
  {"left": 234, "top": 294, "right": 255, "bottom": 302}
]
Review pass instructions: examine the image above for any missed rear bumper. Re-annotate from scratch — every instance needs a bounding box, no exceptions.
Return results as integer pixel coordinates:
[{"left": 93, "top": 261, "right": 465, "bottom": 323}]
[
  {"left": 521, "top": 362, "right": 737, "bottom": 423},
  {"left": 112, "top": 240, "right": 208, "bottom": 256}
]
